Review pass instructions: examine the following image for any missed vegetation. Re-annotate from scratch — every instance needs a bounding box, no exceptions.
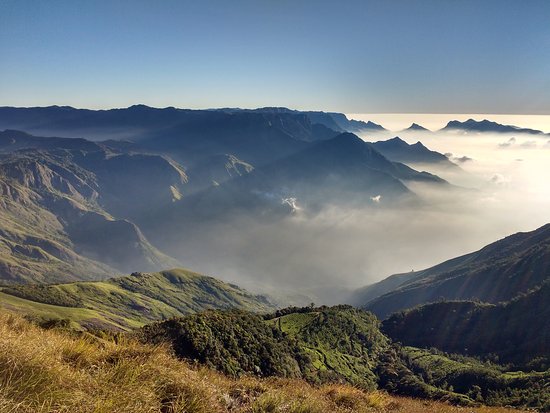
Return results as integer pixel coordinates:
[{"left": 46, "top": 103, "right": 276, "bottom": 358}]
[
  {"left": 383, "top": 282, "right": 550, "bottom": 367},
  {"left": 0, "top": 310, "right": 536, "bottom": 413},
  {"left": 0, "top": 269, "right": 275, "bottom": 330},
  {"left": 139, "top": 305, "right": 549, "bottom": 409},
  {"left": 357, "top": 223, "right": 550, "bottom": 318},
  {"left": 399, "top": 347, "right": 550, "bottom": 410}
]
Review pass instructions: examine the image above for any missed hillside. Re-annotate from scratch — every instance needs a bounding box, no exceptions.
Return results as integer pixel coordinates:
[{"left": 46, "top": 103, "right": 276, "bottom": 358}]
[
  {"left": 138, "top": 133, "right": 449, "bottom": 254},
  {"left": 1, "top": 310, "right": 535, "bottom": 413},
  {"left": 138, "top": 306, "right": 549, "bottom": 409},
  {"left": 354, "top": 223, "right": 550, "bottom": 318},
  {"left": 0, "top": 147, "right": 182, "bottom": 283},
  {"left": 0, "top": 269, "right": 275, "bottom": 330},
  {"left": 382, "top": 282, "right": 550, "bottom": 366},
  {"left": 141, "top": 306, "right": 390, "bottom": 390}
]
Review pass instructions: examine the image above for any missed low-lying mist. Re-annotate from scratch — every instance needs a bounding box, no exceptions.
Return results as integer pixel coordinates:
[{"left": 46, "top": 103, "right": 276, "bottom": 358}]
[{"left": 165, "top": 131, "right": 550, "bottom": 305}]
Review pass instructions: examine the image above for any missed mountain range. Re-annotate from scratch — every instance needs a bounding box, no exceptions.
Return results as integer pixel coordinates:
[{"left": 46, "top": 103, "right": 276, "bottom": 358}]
[
  {"left": 0, "top": 124, "right": 450, "bottom": 285},
  {"left": 442, "top": 119, "right": 548, "bottom": 135},
  {"left": 370, "top": 136, "right": 457, "bottom": 167}
]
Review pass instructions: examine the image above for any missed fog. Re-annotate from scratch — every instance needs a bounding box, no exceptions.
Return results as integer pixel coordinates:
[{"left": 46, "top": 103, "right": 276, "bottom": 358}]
[{"left": 165, "top": 131, "right": 550, "bottom": 305}]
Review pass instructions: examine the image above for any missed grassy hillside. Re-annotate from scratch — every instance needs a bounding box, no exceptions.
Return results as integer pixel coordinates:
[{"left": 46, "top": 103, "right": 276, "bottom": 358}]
[
  {"left": 138, "top": 306, "right": 549, "bottom": 409},
  {"left": 0, "top": 147, "right": 184, "bottom": 283},
  {"left": 1, "top": 310, "right": 532, "bottom": 413},
  {"left": 356, "top": 223, "right": 550, "bottom": 318},
  {"left": 0, "top": 269, "right": 275, "bottom": 330},
  {"left": 382, "top": 282, "right": 550, "bottom": 367},
  {"left": 399, "top": 347, "right": 549, "bottom": 409}
]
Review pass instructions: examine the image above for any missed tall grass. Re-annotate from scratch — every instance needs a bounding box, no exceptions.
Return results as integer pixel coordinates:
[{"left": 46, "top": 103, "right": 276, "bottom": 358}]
[{"left": 0, "top": 312, "right": 532, "bottom": 413}]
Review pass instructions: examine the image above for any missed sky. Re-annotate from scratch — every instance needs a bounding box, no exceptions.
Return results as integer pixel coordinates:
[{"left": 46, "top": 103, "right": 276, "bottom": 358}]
[{"left": 1, "top": 0, "right": 550, "bottom": 114}]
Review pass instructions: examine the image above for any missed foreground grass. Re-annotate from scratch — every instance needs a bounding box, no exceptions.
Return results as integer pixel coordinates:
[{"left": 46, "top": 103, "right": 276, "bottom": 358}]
[{"left": 0, "top": 311, "right": 532, "bottom": 413}]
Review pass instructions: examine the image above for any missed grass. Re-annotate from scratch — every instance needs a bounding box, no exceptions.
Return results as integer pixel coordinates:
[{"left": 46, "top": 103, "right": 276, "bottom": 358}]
[
  {"left": 0, "top": 269, "right": 275, "bottom": 330},
  {"left": 0, "top": 310, "right": 532, "bottom": 413}
]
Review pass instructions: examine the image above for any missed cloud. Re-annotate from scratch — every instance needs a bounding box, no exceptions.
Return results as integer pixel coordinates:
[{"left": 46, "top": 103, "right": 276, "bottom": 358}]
[
  {"left": 520, "top": 140, "right": 537, "bottom": 148},
  {"left": 489, "top": 173, "right": 509, "bottom": 185},
  {"left": 281, "top": 197, "right": 301, "bottom": 213},
  {"left": 156, "top": 131, "right": 550, "bottom": 305},
  {"left": 498, "top": 137, "right": 516, "bottom": 148},
  {"left": 453, "top": 155, "right": 473, "bottom": 163}
]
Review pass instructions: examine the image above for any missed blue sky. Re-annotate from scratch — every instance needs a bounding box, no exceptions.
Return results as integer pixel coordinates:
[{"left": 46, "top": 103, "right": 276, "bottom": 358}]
[{"left": 1, "top": 0, "right": 549, "bottom": 113}]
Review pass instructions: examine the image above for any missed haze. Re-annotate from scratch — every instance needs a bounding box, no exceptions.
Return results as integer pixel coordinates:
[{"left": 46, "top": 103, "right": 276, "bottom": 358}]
[{"left": 156, "top": 129, "right": 550, "bottom": 303}]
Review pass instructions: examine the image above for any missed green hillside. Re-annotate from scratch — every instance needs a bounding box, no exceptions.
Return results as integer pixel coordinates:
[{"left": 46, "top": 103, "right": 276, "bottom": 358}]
[
  {"left": 0, "top": 268, "right": 275, "bottom": 330},
  {"left": 0, "top": 146, "right": 184, "bottom": 284},
  {"left": 355, "top": 223, "right": 550, "bottom": 318},
  {"left": 382, "top": 282, "right": 550, "bottom": 367},
  {"left": 138, "top": 305, "right": 549, "bottom": 409}
]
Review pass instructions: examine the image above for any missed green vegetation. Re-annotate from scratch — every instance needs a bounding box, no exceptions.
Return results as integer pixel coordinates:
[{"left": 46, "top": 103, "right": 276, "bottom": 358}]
[
  {"left": 138, "top": 305, "right": 549, "bottom": 409},
  {"left": 2, "top": 310, "right": 532, "bottom": 413},
  {"left": 400, "top": 347, "right": 549, "bottom": 410},
  {"left": 0, "top": 269, "right": 275, "bottom": 330},
  {"left": 359, "top": 223, "right": 550, "bottom": 318},
  {"left": 141, "top": 310, "right": 306, "bottom": 378},
  {"left": 383, "top": 282, "right": 550, "bottom": 367},
  {"left": 0, "top": 146, "right": 188, "bottom": 284},
  {"left": 267, "top": 306, "right": 389, "bottom": 389}
]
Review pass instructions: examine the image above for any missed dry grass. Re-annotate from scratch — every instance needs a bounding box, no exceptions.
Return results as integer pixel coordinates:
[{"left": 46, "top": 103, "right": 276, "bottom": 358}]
[{"left": 0, "top": 311, "right": 531, "bottom": 413}]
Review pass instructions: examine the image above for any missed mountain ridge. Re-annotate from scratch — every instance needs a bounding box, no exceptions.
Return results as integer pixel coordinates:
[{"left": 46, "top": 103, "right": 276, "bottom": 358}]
[
  {"left": 442, "top": 119, "right": 547, "bottom": 135},
  {"left": 0, "top": 268, "right": 275, "bottom": 330},
  {"left": 353, "top": 223, "right": 550, "bottom": 318}
]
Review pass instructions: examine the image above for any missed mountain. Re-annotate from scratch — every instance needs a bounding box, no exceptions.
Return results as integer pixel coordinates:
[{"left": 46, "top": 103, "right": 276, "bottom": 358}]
[
  {"left": 136, "top": 133, "right": 449, "bottom": 256},
  {"left": 137, "top": 110, "right": 324, "bottom": 166},
  {"left": 370, "top": 137, "right": 457, "bottom": 167},
  {"left": 0, "top": 106, "right": 338, "bottom": 165},
  {"left": 0, "top": 268, "right": 275, "bottom": 330},
  {"left": 442, "top": 119, "right": 546, "bottom": 135},
  {"left": 303, "top": 111, "right": 386, "bottom": 133},
  {"left": 239, "top": 107, "right": 387, "bottom": 134},
  {"left": 354, "top": 224, "right": 550, "bottom": 318},
  {"left": 185, "top": 153, "right": 255, "bottom": 193},
  {"left": 0, "top": 106, "right": 388, "bottom": 166},
  {"left": 403, "top": 123, "right": 430, "bottom": 132},
  {"left": 253, "top": 132, "right": 441, "bottom": 204},
  {"left": 0, "top": 135, "right": 185, "bottom": 283},
  {"left": 382, "top": 282, "right": 550, "bottom": 366},
  {"left": 0, "top": 129, "right": 449, "bottom": 285}
]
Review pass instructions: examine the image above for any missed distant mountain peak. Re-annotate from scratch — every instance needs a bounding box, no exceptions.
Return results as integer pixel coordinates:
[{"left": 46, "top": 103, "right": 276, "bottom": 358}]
[
  {"left": 364, "top": 120, "right": 385, "bottom": 129},
  {"left": 405, "top": 123, "right": 429, "bottom": 131},
  {"left": 443, "top": 119, "right": 545, "bottom": 135},
  {"left": 370, "top": 136, "right": 456, "bottom": 167},
  {"left": 411, "top": 141, "right": 428, "bottom": 149}
]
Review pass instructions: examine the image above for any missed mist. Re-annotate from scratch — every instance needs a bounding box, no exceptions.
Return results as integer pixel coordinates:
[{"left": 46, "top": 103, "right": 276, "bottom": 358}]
[{"left": 156, "top": 131, "right": 550, "bottom": 305}]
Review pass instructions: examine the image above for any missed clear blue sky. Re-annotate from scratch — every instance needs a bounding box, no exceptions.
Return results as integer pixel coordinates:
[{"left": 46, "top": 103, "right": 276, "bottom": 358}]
[{"left": 1, "top": 0, "right": 549, "bottom": 114}]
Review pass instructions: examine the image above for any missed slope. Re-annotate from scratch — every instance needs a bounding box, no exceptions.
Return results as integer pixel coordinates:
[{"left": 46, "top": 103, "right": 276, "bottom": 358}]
[
  {"left": 382, "top": 282, "right": 550, "bottom": 366},
  {"left": 0, "top": 134, "right": 186, "bottom": 283},
  {"left": 0, "top": 309, "right": 535, "bottom": 413},
  {"left": 0, "top": 268, "right": 275, "bottom": 330},
  {"left": 138, "top": 305, "right": 549, "bottom": 409},
  {"left": 355, "top": 223, "right": 550, "bottom": 318}
]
